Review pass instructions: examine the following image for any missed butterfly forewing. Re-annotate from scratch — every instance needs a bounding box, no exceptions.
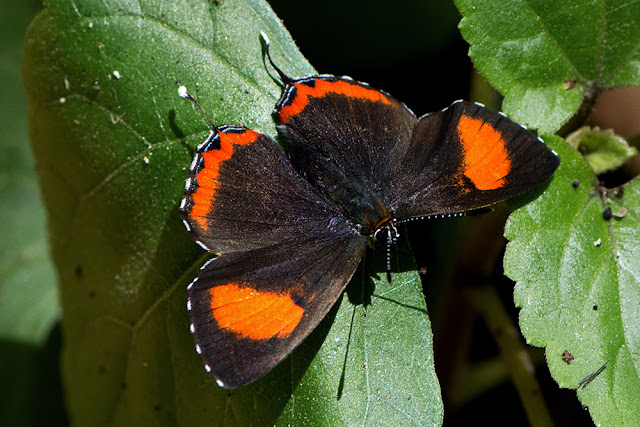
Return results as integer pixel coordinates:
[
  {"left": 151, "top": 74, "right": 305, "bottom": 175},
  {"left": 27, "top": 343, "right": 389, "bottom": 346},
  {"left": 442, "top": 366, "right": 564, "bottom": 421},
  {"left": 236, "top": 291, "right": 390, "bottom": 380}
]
[{"left": 385, "top": 101, "right": 560, "bottom": 219}]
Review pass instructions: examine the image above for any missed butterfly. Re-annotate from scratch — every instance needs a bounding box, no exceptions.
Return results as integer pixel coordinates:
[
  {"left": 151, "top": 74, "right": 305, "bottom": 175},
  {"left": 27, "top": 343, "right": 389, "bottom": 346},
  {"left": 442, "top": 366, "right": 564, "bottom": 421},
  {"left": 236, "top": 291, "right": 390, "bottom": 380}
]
[{"left": 178, "top": 32, "right": 560, "bottom": 388}]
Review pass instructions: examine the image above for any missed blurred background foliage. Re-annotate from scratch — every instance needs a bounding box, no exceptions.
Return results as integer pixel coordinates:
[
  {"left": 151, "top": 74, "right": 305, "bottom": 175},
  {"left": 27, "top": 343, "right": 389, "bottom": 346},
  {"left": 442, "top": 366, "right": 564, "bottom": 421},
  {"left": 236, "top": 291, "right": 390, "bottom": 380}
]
[{"left": 0, "top": 0, "right": 65, "bottom": 425}]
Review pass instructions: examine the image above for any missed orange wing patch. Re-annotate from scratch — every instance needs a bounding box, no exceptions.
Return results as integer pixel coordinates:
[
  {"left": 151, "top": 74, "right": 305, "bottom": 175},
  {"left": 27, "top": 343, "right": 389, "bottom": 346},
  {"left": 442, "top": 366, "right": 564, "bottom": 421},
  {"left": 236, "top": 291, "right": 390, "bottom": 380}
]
[
  {"left": 189, "top": 131, "right": 260, "bottom": 231},
  {"left": 456, "top": 115, "right": 511, "bottom": 190},
  {"left": 209, "top": 282, "right": 304, "bottom": 340},
  {"left": 279, "top": 79, "right": 392, "bottom": 123}
]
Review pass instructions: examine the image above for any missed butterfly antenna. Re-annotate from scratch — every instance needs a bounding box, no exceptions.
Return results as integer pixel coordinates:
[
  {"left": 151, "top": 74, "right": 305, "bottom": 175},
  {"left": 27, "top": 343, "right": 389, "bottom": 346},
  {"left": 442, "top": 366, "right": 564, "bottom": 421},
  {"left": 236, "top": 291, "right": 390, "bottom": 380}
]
[
  {"left": 386, "top": 242, "right": 393, "bottom": 283},
  {"left": 374, "top": 222, "right": 398, "bottom": 283},
  {"left": 178, "top": 85, "right": 216, "bottom": 132},
  {"left": 259, "top": 31, "right": 293, "bottom": 84},
  {"left": 397, "top": 207, "right": 493, "bottom": 226}
]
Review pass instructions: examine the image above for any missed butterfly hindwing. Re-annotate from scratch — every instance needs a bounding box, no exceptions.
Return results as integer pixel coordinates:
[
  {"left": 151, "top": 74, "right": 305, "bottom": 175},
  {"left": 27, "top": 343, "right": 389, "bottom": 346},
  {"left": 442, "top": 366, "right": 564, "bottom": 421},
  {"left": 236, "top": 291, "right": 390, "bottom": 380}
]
[{"left": 188, "top": 231, "right": 367, "bottom": 388}]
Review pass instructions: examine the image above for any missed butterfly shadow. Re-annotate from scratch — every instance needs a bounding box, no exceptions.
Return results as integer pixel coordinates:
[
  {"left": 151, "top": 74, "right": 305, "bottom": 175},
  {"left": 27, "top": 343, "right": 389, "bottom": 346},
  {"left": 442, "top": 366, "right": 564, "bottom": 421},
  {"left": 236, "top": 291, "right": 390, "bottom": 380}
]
[{"left": 336, "top": 231, "right": 428, "bottom": 399}]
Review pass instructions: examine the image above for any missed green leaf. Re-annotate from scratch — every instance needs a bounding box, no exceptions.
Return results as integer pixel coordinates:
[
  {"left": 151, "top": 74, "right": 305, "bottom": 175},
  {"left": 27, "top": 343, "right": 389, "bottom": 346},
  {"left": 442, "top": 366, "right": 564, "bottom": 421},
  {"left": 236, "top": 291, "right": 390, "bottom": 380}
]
[
  {"left": 23, "top": 0, "right": 442, "bottom": 424},
  {"left": 566, "top": 126, "right": 637, "bottom": 175},
  {"left": 504, "top": 136, "right": 640, "bottom": 425},
  {"left": 454, "top": 0, "right": 640, "bottom": 134}
]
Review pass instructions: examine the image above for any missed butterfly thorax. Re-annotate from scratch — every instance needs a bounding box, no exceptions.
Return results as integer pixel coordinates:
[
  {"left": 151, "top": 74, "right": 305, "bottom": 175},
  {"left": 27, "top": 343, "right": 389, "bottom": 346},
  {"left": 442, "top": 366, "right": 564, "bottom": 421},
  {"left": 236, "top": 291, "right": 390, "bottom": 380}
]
[
  {"left": 328, "top": 175, "right": 391, "bottom": 236},
  {"left": 289, "top": 143, "right": 389, "bottom": 236}
]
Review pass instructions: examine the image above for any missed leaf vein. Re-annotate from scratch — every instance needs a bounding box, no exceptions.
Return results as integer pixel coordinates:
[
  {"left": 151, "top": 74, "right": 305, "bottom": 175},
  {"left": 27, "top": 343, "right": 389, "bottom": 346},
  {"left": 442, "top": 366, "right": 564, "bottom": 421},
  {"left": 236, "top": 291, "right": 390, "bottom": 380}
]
[
  {"left": 603, "top": 0, "right": 640, "bottom": 83},
  {"left": 521, "top": 0, "right": 582, "bottom": 80}
]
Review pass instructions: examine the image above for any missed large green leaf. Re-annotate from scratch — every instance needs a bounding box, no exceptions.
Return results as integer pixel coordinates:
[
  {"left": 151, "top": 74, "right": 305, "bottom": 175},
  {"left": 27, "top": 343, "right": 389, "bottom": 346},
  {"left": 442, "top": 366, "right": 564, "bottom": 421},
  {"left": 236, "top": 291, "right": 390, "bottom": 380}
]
[
  {"left": 504, "top": 136, "right": 640, "bottom": 425},
  {"left": 455, "top": 0, "right": 640, "bottom": 134},
  {"left": 23, "top": 0, "right": 442, "bottom": 424}
]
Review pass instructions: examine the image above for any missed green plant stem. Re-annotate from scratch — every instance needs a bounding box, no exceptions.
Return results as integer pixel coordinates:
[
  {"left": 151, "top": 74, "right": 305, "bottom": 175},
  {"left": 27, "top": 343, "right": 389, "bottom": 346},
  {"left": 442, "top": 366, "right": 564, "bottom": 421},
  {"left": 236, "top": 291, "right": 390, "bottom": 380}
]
[
  {"left": 469, "top": 68, "right": 501, "bottom": 110},
  {"left": 557, "top": 86, "right": 601, "bottom": 137},
  {"left": 467, "top": 286, "right": 553, "bottom": 427}
]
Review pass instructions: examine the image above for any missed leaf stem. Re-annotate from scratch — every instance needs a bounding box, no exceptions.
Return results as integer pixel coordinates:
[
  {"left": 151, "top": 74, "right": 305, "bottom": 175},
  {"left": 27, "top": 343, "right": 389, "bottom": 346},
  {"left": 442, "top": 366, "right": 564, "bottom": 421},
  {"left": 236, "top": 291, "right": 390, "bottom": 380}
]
[
  {"left": 467, "top": 286, "right": 553, "bottom": 427},
  {"left": 557, "top": 87, "right": 602, "bottom": 137}
]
